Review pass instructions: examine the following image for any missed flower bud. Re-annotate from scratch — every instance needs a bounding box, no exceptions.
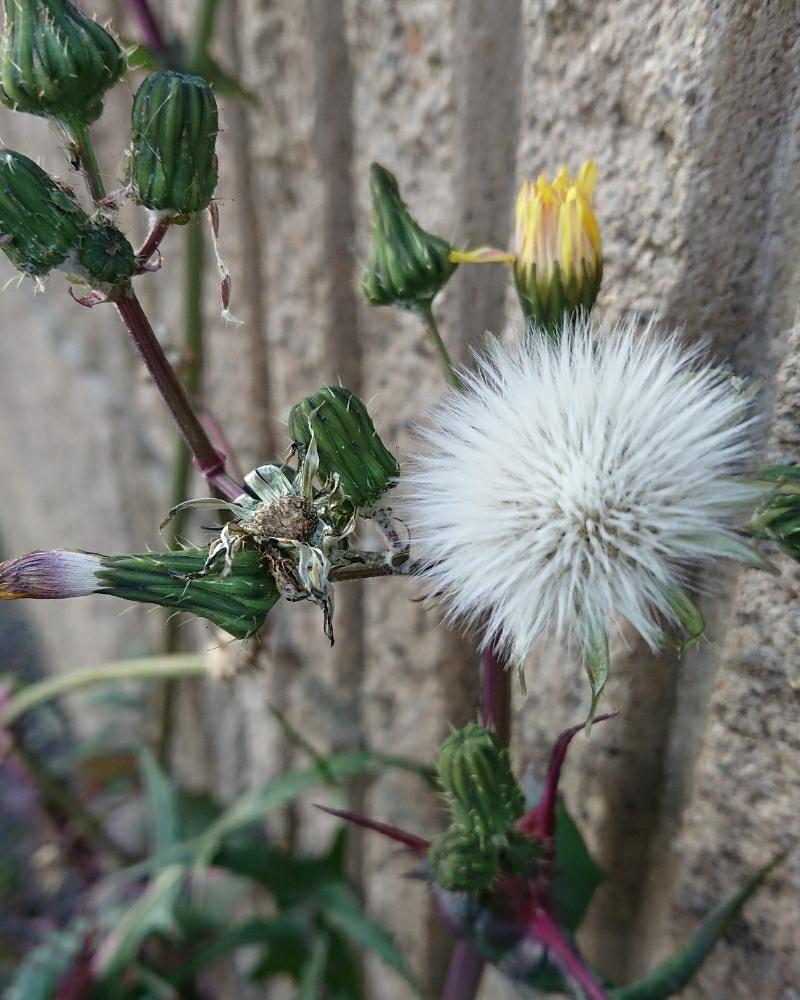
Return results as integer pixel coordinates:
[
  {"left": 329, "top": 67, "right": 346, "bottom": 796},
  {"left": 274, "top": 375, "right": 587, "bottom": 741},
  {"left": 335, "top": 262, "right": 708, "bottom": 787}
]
[
  {"left": 0, "top": 149, "right": 88, "bottom": 276},
  {"left": 76, "top": 219, "right": 135, "bottom": 285},
  {"left": 287, "top": 385, "right": 399, "bottom": 510},
  {"left": 437, "top": 724, "right": 525, "bottom": 845},
  {"left": 362, "top": 162, "right": 456, "bottom": 311},
  {"left": 513, "top": 162, "right": 602, "bottom": 337},
  {"left": 128, "top": 71, "right": 219, "bottom": 222},
  {"left": 428, "top": 825, "right": 499, "bottom": 893},
  {"left": 0, "top": 0, "right": 125, "bottom": 126},
  {"left": 0, "top": 547, "right": 279, "bottom": 639}
]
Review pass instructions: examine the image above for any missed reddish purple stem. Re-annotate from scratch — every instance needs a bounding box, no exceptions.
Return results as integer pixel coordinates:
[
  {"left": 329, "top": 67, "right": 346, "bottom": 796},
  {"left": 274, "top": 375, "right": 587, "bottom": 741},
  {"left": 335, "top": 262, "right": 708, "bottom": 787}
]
[
  {"left": 135, "top": 217, "right": 171, "bottom": 271},
  {"left": 126, "top": 0, "right": 170, "bottom": 58},
  {"left": 441, "top": 942, "right": 484, "bottom": 1000},
  {"left": 113, "top": 290, "right": 243, "bottom": 500},
  {"left": 526, "top": 906, "right": 609, "bottom": 1000},
  {"left": 481, "top": 641, "right": 511, "bottom": 746}
]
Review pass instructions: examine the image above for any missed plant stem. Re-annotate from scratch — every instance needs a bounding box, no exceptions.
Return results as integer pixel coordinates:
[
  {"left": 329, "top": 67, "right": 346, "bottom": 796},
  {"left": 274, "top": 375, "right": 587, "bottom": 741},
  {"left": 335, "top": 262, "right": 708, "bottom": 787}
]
[
  {"left": 3, "top": 655, "right": 207, "bottom": 724},
  {"left": 189, "top": 0, "right": 220, "bottom": 74},
  {"left": 135, "top": 216, "right": 171, "bottom": 270},
  {"left": 441, "top": 942, "right": 484, "bottom": 1000},
  {"left": 112, "top": 287, "right": 242, "bottom": 500},
  {"left": 158, "top": 215, "right": 207, "bottom": 764},
  {"left": 66, "top": 119, "right": 107, "bottom": 203},
  {"left": 416, "top": 302, "right": 462, "bottom": 390},
  {"left": 481, "top": 642, "right": 512, "bottom": 745}
]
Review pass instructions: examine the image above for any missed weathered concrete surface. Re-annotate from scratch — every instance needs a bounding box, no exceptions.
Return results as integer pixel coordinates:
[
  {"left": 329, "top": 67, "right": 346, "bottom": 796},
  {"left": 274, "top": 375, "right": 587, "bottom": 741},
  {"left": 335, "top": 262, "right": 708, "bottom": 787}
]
[{"left": 0, "top": 0, "right": 798, "bottom": 997}]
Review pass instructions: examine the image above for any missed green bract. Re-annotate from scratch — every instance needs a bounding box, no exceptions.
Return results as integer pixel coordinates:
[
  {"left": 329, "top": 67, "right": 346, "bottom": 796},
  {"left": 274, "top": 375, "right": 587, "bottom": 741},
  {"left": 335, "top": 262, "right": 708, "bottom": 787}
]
[
  {"left": 0, "top": 0, "right": 125, "bottom": 125},
  {"left": 95, "top": 548, "right": 280, "bottom": 640},
  {"left": 437, "top": 724, "right": 525, "bottom": 846},
  {"left": 0, "top": 149, "right": 87, "bottom": 275},
  {"left": 128, "top": 71, "right": 219, "bottom": 221},
  {"left": 287, "top": 385, "right": 399, "bottom": 510},
  {"left": 428, "top": 825, "right": 499, "bottom": 893},
  {"left": 750, "top": 464, "right": 800, "bottom": 561},
  {"left": 362, "top": 162, "right": 456, "bottom": 310}
]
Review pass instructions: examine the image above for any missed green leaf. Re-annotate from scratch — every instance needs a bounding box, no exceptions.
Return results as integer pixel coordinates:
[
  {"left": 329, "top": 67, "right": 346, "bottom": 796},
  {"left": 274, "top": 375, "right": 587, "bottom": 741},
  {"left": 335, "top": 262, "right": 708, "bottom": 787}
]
[
  {"left": 318, "top": 881, "right": 423, "bottom": 997},
  {"left": 176, "top": 915, "right": 310, "bottom": 982},
  {"left": 194, "top": 750, "right": 435, "bottom": 863},
  {"left": 610, "top": 856, "right": 782, "bottom": 999},
  {"left": 6, "top": 919, "right": 89, "bottom": 1000},
  {"left": 204, "top": 54, "right": 260, "bottom": 105},
  {"left": 299, "top": 933, "right": 330, "bottom": 1000},
  {"left": 552, "top": 801, "right": 605, "bottom": 933},
  {"left": 139, "top": 746, "right": 180, "bottom": 856},
  {"left": 94, "top": 865, "right": 185, "bottom": 978},
  {"left": 121, "top": 39, "right": 162, "bottom": 72},
  {"left": 682, "top": 532, "right": 778, "bottom": 575}
]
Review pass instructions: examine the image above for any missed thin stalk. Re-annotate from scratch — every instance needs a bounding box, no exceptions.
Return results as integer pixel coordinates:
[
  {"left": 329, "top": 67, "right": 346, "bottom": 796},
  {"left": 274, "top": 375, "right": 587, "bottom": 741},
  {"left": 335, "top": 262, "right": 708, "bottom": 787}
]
[
  {"left": 189, "top": 0, "right": 221, "bottom": 73},
  {"left": 416, "top": 302, "right": 462, "bottom": 390},
  {"left": 135, "top": 216, "right": 171, "bottom": 270},
  {"left": 441, "top": 942, "right": 484, "bottom": 1000},
  {"left": 481, "top": 642, "right": 511, "bottom": 745},
  {"left": 112, "top": 287, "right": 242, "bottom": 500},
  {"left": 126, "top": 0, "right": 171, "bottom": 59},
  {"left": 66, "top": 119, "right": 106, "bottom": 203},
  {"left": 158, "top": 215, "right": 207, "bottom": 765},
  {"left": 4, "top": 655, "right": 207, "bottom": 724},
  {"left": 11, "top": 728, "right": 131, "bottom": 866}
]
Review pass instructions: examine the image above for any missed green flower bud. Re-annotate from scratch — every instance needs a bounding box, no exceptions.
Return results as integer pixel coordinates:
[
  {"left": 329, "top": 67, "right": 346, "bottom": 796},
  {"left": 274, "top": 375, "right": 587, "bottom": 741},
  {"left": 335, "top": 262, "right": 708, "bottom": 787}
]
[
  {"left": 362, "top": 162, "right": 456, "bottom": 311},
  {"left": 76, "top": 219, "right": 135, "bottom": 285},
  {"left": 0, "top": 0, "right": 125, "bottom": 126},
  {"left": 0, "top": 547, "right": 280, "bottom": 638},
  {"left": 428, "top": 825, "right": 499, "bottom": 893},
  {"left": 287, "top": 385, "right": 399, "bottom": 510},
  {"left": 0, "top": 148, "right": 88, "bottom": 275},
  {"left": 128, "top": 71, "right": 219, "bottom": 222},
  {"left": 437, "top": 724, "right": 525, "bottom": 846},
  {"left": 750, "top": 464, "right": 800, "bottom": 561},
  {"left": 94, "top": 548, "right": 280, "bottom": 639}
]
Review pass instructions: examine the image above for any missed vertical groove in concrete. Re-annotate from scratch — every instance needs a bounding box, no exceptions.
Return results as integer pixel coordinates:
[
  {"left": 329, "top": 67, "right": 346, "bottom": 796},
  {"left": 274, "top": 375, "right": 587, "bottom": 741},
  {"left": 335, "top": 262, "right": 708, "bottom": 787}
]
[
  {"left": 453, "top": 0, "right": 523, "bottom": 355},
  {"left": 307, "top": 0, "right": 367, "bottom": 904}
]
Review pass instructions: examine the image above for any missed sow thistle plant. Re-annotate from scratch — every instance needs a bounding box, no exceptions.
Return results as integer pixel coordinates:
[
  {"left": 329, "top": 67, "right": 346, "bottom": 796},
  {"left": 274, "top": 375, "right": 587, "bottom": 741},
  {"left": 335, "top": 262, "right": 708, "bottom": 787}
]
[{"left": 0, "top": 2, "right": 785, "bottom": 997}]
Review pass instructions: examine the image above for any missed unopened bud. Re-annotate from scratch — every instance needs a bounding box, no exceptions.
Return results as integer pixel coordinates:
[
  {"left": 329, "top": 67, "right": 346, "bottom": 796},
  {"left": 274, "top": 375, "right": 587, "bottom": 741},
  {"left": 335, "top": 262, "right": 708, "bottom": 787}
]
[
  {"left": 362, "top": 162, "right": 456, "bottom": 311},
  {"left": 128, "top": 71, "right": 219, "bottom": 222},
  {"left": 437, "top": 724, "right": 525, "bottom": 845},
  {"left": 287, "top": 386, "right": 399, "bottom": 510},
  {"left": 76, "top": 219, "right": 135, "bottom": 285},
  {"left": 428, "top": 825, "right": 499, "bottom": 893},
  {"left": 750, "top": 464, "right": 800, "bottom": 562},
  {"left": 0, "top": 149, "right": 87, "bottom": 276},
  {"left": 0, "top": 0, "right": 125, "bottom": 125}
]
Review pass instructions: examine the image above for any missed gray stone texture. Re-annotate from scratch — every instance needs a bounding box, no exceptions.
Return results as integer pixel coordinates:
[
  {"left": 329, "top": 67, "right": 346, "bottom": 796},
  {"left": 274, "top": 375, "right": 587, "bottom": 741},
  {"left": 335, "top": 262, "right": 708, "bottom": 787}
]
[{"left": 0, "top": 0, "right": 798, "bottom": 997}]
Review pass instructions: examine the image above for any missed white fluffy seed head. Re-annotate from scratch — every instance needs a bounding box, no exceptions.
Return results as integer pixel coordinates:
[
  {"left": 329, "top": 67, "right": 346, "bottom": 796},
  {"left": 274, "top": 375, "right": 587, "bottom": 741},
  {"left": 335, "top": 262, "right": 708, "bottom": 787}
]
[{"left": 402, "top": 317, "right": 762, "bottom": 664}]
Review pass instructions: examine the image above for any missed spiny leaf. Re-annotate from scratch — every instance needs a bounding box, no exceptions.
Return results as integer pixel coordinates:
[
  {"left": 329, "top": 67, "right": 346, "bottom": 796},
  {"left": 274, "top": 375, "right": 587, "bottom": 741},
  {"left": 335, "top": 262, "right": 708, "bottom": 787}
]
[
  {"left": 139, "top": 746, "right": 181, "bottom": 857},
  {"left": 610, "top": 855, "right": 783, "bottom": 1000}
]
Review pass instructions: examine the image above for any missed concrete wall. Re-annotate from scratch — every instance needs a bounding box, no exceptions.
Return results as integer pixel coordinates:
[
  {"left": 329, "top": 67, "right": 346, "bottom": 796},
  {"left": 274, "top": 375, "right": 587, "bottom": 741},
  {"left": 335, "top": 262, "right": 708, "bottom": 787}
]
[{"left": 0, "top": 1, "right": 797, "bottom": 996}]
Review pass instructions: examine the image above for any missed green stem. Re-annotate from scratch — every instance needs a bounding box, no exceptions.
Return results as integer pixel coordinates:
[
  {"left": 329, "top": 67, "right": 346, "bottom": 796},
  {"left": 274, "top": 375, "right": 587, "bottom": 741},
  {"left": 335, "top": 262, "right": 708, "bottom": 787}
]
[
  {"left": 416, "top": 301, "right": 462, "bottom": 390},
  {"left": 11, "top": 728, "right": 131, "bottom": 865},
  {"left": 189, "top": 0, "right": 220, "bottom": 74},
  {"left": 66, "top": 119, "right": 107, "bottom": 204},
  {"left": 4, "top": 655, "right": 207, "bottom": 725},
  {"left": 158, "top": 215, "right": 206, "bottom": 765}
]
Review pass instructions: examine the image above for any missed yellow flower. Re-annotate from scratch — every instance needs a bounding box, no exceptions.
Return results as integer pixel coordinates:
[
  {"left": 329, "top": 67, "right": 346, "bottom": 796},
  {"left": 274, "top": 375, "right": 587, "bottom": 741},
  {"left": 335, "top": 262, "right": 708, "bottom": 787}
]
[{"left": 451, "top": 161, "right": 602, "bottom": 338}]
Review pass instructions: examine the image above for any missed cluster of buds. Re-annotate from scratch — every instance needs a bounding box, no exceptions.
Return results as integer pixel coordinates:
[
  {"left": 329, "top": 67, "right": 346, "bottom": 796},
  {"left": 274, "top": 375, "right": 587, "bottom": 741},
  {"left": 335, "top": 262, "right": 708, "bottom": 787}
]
[
  {"left": 0, "top": 149, "right": 135, "bottom": 284},
  {"left": 0, "top": 0, "right": 125, "bottom": 127},
  {"left": 323, "top": 719, "right": 614, "bottom": 998}
]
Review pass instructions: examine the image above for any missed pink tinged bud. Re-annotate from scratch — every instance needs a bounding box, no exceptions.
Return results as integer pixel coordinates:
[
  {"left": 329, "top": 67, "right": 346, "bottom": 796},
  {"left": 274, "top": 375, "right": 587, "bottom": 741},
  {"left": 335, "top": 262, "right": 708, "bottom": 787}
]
[{"left": 0, "top": 550, "right": 102, "bottom": 600}]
